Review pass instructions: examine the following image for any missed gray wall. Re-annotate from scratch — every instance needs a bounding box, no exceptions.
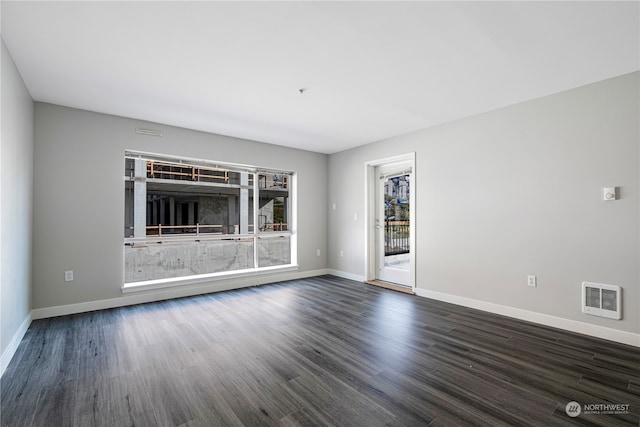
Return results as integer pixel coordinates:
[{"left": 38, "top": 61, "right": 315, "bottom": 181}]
[
  {"left": 328, "top": 72, "right": 639, "bottom": 334},
  {"left": 32, "top": 103, "right": 328, "bottom": 309},
  {"left": 1, "top": 39, "right": 34, "bottom": 358},
  {"left": 10, "top": 60, "right": 640, "bottom": 344}
]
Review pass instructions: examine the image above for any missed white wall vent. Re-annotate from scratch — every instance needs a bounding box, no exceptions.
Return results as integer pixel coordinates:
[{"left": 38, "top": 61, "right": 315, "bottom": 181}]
[
  {"left": 135, "top": 127, "right": 163, "bottom": 137},
  {"left": 582, "top": 282, "right": 621, "bottom": 320}
]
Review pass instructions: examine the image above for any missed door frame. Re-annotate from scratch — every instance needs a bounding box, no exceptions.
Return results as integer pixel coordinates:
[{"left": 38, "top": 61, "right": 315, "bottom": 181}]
[{"left": 364, "top": 152, "right": 416, "bottom": 290}]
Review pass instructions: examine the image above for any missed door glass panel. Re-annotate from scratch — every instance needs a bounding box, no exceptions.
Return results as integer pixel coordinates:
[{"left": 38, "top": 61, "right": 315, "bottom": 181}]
[
  {"left": 383, "top": 174, "right": 410, "bottom": 271},
  {"left": 377, "top": 170, "right": 411, "bottom": 287}
]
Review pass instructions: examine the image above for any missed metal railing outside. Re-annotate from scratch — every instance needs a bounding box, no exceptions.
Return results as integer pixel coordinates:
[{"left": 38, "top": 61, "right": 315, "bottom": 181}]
[
  {"left": 385, "top": 220, "right": 410, "bottom": 256},
  {"left": 147, "top": 161, "right": 230, "bottom": 183},
  {"left": 125, "top": 222, "right": 288, "bottom": 238}
]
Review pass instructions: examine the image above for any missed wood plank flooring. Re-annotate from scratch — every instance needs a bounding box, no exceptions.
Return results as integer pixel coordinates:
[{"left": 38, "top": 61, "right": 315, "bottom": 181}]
[{"left": 1, "top": 275, "right": 638, "bottom": 426}]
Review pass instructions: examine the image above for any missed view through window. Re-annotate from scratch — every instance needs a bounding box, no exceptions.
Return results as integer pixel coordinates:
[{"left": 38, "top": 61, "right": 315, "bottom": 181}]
[{"left": 124, "top": 151, "right": 294, "bottom": 284}]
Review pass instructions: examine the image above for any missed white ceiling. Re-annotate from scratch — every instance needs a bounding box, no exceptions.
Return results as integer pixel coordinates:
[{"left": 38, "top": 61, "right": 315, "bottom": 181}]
[{"left": 2, "top": 1, "right": 638, "bottom": 154}]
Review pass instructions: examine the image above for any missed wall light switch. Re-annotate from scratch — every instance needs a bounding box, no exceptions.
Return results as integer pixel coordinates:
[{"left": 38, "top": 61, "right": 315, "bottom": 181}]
[
  {"left": 64, "top": 270, "right": 74, "bottom": 282},
  {"left": 527, "top": 275, "right": 537, "bottom": 287},
  {"left": 603, "top": 187, "right": 616, "bottom": 201}
]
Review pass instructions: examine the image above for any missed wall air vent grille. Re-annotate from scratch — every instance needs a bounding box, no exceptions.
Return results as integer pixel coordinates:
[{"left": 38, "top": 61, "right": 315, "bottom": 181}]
[
  {"left": 582, "top": 282, "right": 621, "bottom": 320},
  {"left": 135, "top": 128, "right": 163, "bottom": 137}
]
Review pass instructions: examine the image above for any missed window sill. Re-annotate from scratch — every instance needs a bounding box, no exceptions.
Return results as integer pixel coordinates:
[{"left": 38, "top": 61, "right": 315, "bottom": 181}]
[{"left": 121, "top": 264, "right": 299, "bottom": 294}]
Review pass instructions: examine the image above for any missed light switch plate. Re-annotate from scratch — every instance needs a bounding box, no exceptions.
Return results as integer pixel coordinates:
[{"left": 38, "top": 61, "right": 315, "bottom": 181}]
[{"left": 603, "top": 187, "right": 616, "bottom": 201}]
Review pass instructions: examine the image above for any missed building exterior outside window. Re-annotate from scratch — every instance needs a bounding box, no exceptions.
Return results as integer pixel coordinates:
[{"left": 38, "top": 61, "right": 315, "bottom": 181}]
[{"left": 124, "top": 151, "right": 294, "bottom": 284}]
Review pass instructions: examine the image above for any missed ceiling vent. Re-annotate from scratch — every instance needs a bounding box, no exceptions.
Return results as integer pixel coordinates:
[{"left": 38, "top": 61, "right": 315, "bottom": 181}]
[{"left": 582, "top": 282, "right": 621, "bottom": 320}]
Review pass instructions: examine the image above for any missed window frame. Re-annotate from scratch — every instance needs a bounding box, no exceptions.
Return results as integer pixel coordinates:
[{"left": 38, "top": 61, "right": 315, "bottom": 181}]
[{"left": 122, "top": 150, "right": 297, "bottom": 292}]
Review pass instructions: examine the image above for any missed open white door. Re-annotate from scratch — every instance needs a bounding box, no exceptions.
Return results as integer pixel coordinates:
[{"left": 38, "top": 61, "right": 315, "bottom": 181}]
[
  {"left": 365, "top": 154, "right": 415, "bottom": 291},
  {"left": 376, "top": 169, "right": 411, "bottom": 286}
]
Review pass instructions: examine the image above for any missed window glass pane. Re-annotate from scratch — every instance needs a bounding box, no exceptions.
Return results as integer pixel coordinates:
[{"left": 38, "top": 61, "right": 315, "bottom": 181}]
[
  {"left": 125, "top": 238, "right": 255, "bottom": 283},
  {"left": 258, "top": 173, "right": 290, "bottom": 232},
  {"left": 124, "top": 159, "right": 256, "bottom": 238},
  {"left": 124, "top": 152, "right": 293, "bottom": 284},
  {"left": 257, "top": 235, "right": 291, "bottom": 267}
]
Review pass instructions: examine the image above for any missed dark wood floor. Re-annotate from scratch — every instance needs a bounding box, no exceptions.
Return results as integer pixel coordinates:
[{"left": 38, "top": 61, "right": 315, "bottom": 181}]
[{"left": 1, "top": 276, "right": 638, "bottom": 426}]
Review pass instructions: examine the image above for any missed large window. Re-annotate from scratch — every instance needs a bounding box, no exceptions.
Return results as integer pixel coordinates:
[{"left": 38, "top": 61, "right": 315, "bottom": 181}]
[{"left": 124, "top": 151, "right": 294, "bottom": 285}]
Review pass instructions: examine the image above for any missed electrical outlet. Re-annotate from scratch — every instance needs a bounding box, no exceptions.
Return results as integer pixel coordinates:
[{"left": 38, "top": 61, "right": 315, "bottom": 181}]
[
  {"left": 527, "top": 275, "right": 537, "bottom": 287},
  {"left": 340, "top": 250, "right": 344, "bottom": 257},
  {"left": 64, "top": 270, "right": 74, "bottom": 282},
  {"left": 316, "top": 249, "right": 321, "bottom": 257}
]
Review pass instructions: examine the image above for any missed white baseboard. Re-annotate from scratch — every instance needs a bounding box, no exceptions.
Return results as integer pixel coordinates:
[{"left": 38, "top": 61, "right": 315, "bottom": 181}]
[
  {"left": 31, "top": 269, "right": 331, "bottom": 320},
  {"left": 415, "top": 288, "right": 640, "bottom": 348},
  {"left": 1, "top": 312, "right": 32, "bottom": 377},
  {"left": 326, "top": 269, "right": 366, "bottom": 283}
]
